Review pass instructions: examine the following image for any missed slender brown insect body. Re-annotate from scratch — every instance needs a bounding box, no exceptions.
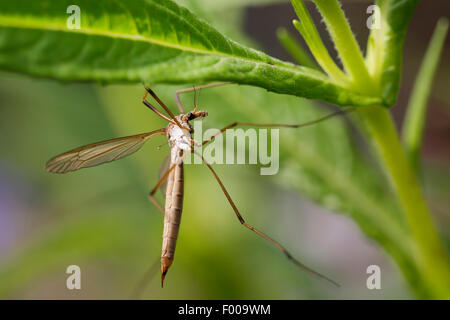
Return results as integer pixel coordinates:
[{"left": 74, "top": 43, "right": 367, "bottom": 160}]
[
  {"left": 46, "top": 83, "right": 345, "bottom": 291},
  {"left": 160, "top": 113, "right": 204, "bottom": 286},
  {"left": 160, "top": 147, "right": 183, "bottom": 285}
]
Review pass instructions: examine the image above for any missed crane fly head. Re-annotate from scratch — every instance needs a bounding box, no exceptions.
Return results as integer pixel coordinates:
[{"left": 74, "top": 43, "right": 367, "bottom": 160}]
[{"left": 183, "top": 110, "right": 208, "bottom": 133}]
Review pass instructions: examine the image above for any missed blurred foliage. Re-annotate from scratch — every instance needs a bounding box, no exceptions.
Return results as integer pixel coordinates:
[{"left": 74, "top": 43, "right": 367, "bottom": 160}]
[
  {"left": 0, "top": 0, "right": 448, "bottom": 299},
  {"left": 402, "top": 18, "right": 449, "bottom": 170},
  {"left": 0, "top": 77, "right": 412, "bottom": 299}
]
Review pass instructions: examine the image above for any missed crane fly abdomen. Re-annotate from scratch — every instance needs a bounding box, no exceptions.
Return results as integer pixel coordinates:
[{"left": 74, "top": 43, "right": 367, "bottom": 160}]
[{"left": 161, "top": 148, "right": 185, "bottom": 287}]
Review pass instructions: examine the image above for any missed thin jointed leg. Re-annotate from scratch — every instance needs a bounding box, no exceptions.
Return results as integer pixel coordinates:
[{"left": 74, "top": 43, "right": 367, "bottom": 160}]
[
  {"left": 142, "top": 89, "right": 175, "bottom": 123},
  {"left": 193, "top": 150, "right": 339, "bottom": 287},
  {"left": 130, "top": 257, "right": 160, "bottom": 299},
  {"left": 143, "top": 85, "right": 182, "bottom": 127},
  {"left": 202, "top": 109, "right": 351, "bottom": 146},
  {"left": 148, "top": 151, "right": 191, "bottom": 215}
]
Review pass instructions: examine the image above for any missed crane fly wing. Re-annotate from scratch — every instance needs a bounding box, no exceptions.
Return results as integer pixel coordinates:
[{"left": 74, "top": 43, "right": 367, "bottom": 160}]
[
  {"left": 158, "top": 154, "right": 171, "bottom": 197},
  {"left": 46, "top": 129, "right": 166, "bottom": 174}
]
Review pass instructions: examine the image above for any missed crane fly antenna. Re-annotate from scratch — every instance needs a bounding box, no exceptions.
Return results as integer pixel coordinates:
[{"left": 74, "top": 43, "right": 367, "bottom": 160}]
[
  {"left": 192, "top": 85, "right": 202, "bottom": 112},
  {"left": 195, "top": 87, "right": 202, "bottom": 112},
  {"left": 175, "top": 82, "right": 232, "bottom": 114},
  {"left": 193, "top": 150, "right": 340, "bottom": 287},
  {"left": 193, "top": 85, "right": 198, "bottom": 112}
]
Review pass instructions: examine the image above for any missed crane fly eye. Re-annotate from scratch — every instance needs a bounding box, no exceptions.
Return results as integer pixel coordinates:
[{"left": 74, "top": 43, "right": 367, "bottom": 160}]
[{"left": 186, "top": 112, "right": 195, "bottom": 120}]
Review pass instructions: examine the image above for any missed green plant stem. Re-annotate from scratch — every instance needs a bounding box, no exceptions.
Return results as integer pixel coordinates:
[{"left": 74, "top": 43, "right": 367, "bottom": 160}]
[
  {"left": 365, "top": 0, "right": 389, "bottom": 84},
  {"left": 402, "top": 18, "right": 449, "bottom": 170},
  {"left": 290, "top": 0, "right": 349, "bottom": 85},
  {"left": 358, "top": 106, "right": 450, "bottom": 298},
  {"left": 313, "top": 0, "right": 374, "bottom": 92}
]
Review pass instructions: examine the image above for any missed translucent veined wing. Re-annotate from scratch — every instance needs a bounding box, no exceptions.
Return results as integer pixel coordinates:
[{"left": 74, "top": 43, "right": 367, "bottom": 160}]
[{"left": 46, "top": 129, "right": 166, "bottom": 174}]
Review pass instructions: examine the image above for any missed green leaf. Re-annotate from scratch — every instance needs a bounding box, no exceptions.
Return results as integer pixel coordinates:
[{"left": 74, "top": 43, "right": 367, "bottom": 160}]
[
  {"left": 179, "top": 0, "right": 287, "bottom": 11},
  {"left": 312, "top": 0, "right": 374, "bottom": 93},
  {"left": 366, "top": 0, "right": 419, "bottom": 106},
  {"left": 402, "top": 18, "right": 449, "bottom": 169},
  {"left": 0, "top": 0, "right": 381, "bottom": 107}
]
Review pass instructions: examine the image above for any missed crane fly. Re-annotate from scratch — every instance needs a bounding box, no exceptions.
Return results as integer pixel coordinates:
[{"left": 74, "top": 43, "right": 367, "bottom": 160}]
[{"left": 45, "top": 83, "right": 344, "bottom": 288}]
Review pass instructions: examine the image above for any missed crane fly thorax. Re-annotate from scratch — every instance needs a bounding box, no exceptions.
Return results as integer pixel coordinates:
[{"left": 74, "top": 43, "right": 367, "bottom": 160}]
[{"left": 167, "top": 115, "right": 192, "bottom": 153}]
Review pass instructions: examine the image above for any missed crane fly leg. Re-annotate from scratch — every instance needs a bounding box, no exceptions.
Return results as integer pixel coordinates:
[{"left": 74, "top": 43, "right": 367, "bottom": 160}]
[
  {"left": 142, "top": 85, "right": 183, "bottom": 128},
  {"left": 201, "top": 109, "right": 351, "bottom": 146},
  {"left": 148, "top": 194, "right": 164, "bottom": 215},
  {"left": 142, "top": 89, "right": 176, "bottom": 124},
  {"left": 192, "top": 150, "right": 339, "bottom": 287},
  {"left": 130, "top": 257, "right": 160, "bottom": 299},
  {"left": 148, "top": 151, "right": 191, "bottom": 215},
  {"left": 175, "top": 82, "right": 232, "bottom": 113}
]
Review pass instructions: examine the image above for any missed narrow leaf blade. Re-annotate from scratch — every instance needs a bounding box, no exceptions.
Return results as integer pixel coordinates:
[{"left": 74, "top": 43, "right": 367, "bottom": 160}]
[{"left": 0, "top": 0, "right": 381, "bottom": 107}]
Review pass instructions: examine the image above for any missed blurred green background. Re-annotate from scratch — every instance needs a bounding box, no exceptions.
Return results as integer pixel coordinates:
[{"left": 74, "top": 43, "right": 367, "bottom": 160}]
[{"left": 0, "top": 0, "right": 449, "bottom": 299}]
